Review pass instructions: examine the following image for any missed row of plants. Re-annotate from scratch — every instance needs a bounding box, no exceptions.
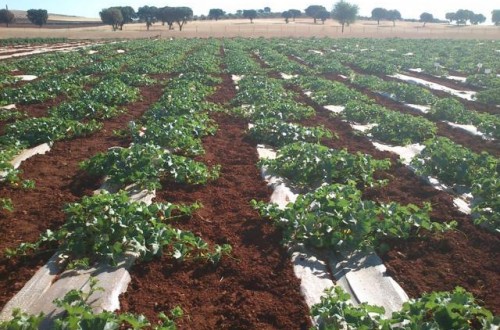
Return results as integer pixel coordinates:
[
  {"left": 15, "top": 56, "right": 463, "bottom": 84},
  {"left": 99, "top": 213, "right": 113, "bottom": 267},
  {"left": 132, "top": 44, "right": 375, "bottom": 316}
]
[
  {"left": 2, "top": 43, "right": 231, "bottom": 327},
  {"left": 0, "top": 38, "right": 201, "bottom": 188},
  {"left": 0, "top": 37, "right": 69, "bottom": 46},
  {"left": 227, "top": 42, "right": 498, "bottom": 327},
  {"left": 312, "top": 285, "right": 499, "bottom": 330},
  {"left": 350, "top": 73, "right": 438, "bottom": 105},
  {"left": 228, "top": 43, "right": 453, "bottom": 255},
  {"left": 411, "top": 137, "right": 499, "bottom": 232}
]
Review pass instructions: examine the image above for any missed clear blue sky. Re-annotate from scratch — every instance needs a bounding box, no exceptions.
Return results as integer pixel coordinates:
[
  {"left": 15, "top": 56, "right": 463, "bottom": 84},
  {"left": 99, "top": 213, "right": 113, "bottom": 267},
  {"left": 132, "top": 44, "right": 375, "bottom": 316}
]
[{"left": 5, "top": 0, "right": 498, "bottom": 23}]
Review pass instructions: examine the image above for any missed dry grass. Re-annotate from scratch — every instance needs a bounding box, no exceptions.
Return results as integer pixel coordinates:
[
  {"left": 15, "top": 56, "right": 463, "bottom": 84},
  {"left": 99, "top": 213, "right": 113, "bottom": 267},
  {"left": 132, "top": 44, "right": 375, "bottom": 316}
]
[{"left": 0, "top": 18, "right": 499, "bottom": 40}]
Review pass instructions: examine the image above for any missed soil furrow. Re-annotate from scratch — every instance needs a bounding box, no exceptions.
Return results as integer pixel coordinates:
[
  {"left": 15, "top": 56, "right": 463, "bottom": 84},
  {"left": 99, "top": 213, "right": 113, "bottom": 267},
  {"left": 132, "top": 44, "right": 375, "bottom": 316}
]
[{"left": 120, "top": 73, "right": 312, "bottom": 329}]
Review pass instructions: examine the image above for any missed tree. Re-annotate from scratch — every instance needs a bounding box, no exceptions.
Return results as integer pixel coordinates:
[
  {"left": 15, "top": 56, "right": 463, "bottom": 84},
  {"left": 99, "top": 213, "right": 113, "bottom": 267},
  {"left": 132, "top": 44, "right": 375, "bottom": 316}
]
[
  {"left": 318, "top": 10, "right": 330, "bottom": 24},
  {"left": 100, "top": 7, "right": 123, "bottom": 31},
  {"left": 305, "top": 5, "right": 327, "bottom": 24},
  {"left": 208, "top": 8, "right": 225, "bottom": 21},
  {"left": 493, "top": 10, "right": 500, "bottom": 26},
  {"left": 174, "top": 7, "right": 193, "bottom": 31},
  {"left": 420, "top": 12, "right": 433, "bottom": 27},
  {"left": 455, "top": 9, "right": 474, "bottom": 25},
  {"left": 243, "top": 9, "right": 258, "bottom": 23},
  {"left": 470, "top": 13, "right": 486, "bottom": 25},
  {"left": 371, "top": 7, "right": 388, "bottom": 25},
  {"left": 445, "top": 12, "right": 456, "bottom": 24},
  {"left": 0, "top": 8, "right": 15, "bottom": 27},
  {"left": 26, "top": 9, "right": 48, "bottom": 27},
  {"left": 114, "top": 6, "right": 136, "bottom": 30},
  {"left": 158, "top": 7, "right": 175, "bottom": 29},
  {"left": 264, "top": 7, "right": 271, "bottom": 13},
  {"left": 387, "top": 9, "right": 401, "bottom": 27},
  {"left": 331, "top": 1, "right": 359, "bottom": 33},
  {"left": 137, "top": 6, "right": 158, "bottom": 30},
  {"left": 289, "top": 9, "right": 301, "bottom": 21},
  {"left": 282, "top": 10, "right": 292, "bottom": 24}
]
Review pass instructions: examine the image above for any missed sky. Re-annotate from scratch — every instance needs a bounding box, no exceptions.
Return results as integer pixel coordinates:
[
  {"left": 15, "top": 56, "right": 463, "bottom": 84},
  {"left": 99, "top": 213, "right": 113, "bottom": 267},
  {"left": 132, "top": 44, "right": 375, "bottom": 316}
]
[{"left": 5, "top": 0, "right": 498, "bottom": 23}]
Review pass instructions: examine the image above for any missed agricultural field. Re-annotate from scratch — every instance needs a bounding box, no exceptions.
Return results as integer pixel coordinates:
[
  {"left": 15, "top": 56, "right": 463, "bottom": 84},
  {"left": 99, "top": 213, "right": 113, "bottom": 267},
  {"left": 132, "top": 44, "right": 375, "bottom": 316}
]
[{"left": 0, "top": 37, "right": 499, "bottom": 328}]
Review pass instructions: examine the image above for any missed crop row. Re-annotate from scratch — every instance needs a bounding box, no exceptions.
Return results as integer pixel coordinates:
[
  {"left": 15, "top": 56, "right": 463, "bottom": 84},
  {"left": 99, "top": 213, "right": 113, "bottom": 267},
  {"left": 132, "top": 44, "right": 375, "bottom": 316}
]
[{"left": 223, "top": 45, "right": 498, "bottom": 327}]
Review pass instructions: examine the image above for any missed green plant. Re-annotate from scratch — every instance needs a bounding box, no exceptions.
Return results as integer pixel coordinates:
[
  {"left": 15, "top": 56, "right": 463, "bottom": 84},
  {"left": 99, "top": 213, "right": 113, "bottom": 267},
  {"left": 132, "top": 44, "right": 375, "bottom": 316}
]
[
  {"left": 370, "top": 111, "right": 436, "bottom": 145},
  {"left": 49, "top": 100, "right": 123, "bottom": 121},
  {"left": 81, "top": 143, "right": 220, "bottom": 191},
  {"left": 4, "top": 117, "right": 102, "bottom": 147},
  {"left": 311, "top": 286, "right": 499, "bottom": 330},
  {"left": 7, "top": 192, "right": 229, "bottom": 265},
  {"left": 0, "top": 198, "right": 14, "bottom": 212},
  {"left": 311, "top": 286, "right": 387, "bottom": 330},
  {"left": 0, "top": 278, "right": 184, "bottom": 329},
  {"left": 248, "top": 119, "right": 334, "bottom": 147},
  {"left": 260, "top": 142, "right": 390, "bottom": 189},
  {"left": 253, "top": 182, "right": 452, "bottom": 251}
]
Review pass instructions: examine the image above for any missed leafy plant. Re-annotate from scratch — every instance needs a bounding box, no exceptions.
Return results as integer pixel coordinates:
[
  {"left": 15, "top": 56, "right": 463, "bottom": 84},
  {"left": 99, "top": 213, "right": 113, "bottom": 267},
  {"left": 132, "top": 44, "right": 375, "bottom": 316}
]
[
  {"left": 7, "top": 192, "right": 229, "bottom": 265},
  {"left": 260, "top": 142, "right": 390, "bottom": 189},
  {"left": 4, "top": 117, "right": 102, "bottom": 147},
  {"left": 312, "top": 286, "right": 387, "bottom": 330},
  {"left": 129, "top": 113, "right": 217, "bottom": 156},
  {"left": 311, "top": 286, "right": 499, "bottom": 330},
  {"left": 248, "top": 119, "right": 334, "bottom": 147},
  {"left": 253, "top": 182, "right": 452, "bottom": 251},
  {"left": 0, "top": 278, "right": 184, "bottom": 329},
  {"left": 49, "top": 100, "right": 123, "bottom": 120},
  {"left": 81, "top": 143, "right": 220, "bottom": 191},
  {"left": 0, "top": 198, "right": 14, "bottom": 212},
  {"left": 342, "top": 100, "right": 386, "bottom": 124},
  {"left": 370, "top": 111, "right": 436, "bottom": 145}
]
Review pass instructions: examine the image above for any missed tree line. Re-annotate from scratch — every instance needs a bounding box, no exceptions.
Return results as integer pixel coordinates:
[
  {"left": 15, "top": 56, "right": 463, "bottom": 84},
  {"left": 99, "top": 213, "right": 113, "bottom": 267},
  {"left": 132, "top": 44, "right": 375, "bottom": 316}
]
[{"left": 1, "top": 5, "right": 499, "bottom": 29}]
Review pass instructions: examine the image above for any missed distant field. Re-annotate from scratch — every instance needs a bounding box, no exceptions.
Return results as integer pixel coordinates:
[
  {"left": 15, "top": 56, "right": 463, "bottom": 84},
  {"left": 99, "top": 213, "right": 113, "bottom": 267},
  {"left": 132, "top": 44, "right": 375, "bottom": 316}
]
[{"left": 0, "top": 18, "right": 499, "bottom": 40}]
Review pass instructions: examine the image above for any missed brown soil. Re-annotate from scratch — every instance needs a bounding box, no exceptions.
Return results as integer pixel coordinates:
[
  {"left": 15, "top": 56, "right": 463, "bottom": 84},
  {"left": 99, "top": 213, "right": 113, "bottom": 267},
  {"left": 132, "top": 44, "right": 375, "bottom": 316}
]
[
  {"left": 120, "top": 73, "right": 311, "bottom": 329},
  {"left": 0, "top": 82, "right": 166, "bottom": 310}
]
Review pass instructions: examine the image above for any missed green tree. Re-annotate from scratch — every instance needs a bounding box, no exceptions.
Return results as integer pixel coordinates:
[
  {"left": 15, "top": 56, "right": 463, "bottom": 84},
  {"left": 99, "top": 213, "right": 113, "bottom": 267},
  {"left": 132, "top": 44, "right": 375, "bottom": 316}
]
[
  {"left": 455, "top": 9, "right": 474, "bottom": 25},
  {"left": 387, "top": 9, "right": 401, "bottom": 26},
  {"left": 137, "top": 6, "right": 158, "bottom": 30},
  {"left": 493, "top": 10, "right": 500, "bottom": 25},
  {"left": 208, "top": 8, "right": 225, "bottom": 21},
  {"left": 100, "top": 8, "right": 123, "bottom": 31},
  {"left": 282, "top": 10, "right": 292, "bottom": 24},
  {"left": 318, "top": 10, "right": 330, "bottom": 24},
  {"left": 332, "top": 1, "right": 359, "bottom": 33},
  {"left": 289, "top": 9, "right": 301, "bottom": 21},
  {"left": 174, "top": 7, "right": 193, "bottom": 31},
  {"left": 445, "top": 12, "right": 456, "bottom": 24},
  {"left": 26, "top": 9, "right": 48, "bottom": 27},
  {"left": 305, "top": 5, "right": 327, "bottom": 24},
  {"left": 0, "top": 8, "right": 15, "bottom": 27},
  {"left": 420, "top": 12, "right": 434, "bottom": 27},
  {"left": 114, "top": 6, "right": 136, "bottom": 30},
  {"left": 264, "top": 7, "right": 271, "bottom": 13},
  {"left": 470, "top": 13, "right": 486, "bottom": 25},
  {"left": 243, "top": 9, "right": 258, "bottom": 23},
  {"left": 371, "top": 7, "right": 388, "bottom": 25},
  {"left": 158, "top": 7, "right": 175, "bottom": 29}
]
